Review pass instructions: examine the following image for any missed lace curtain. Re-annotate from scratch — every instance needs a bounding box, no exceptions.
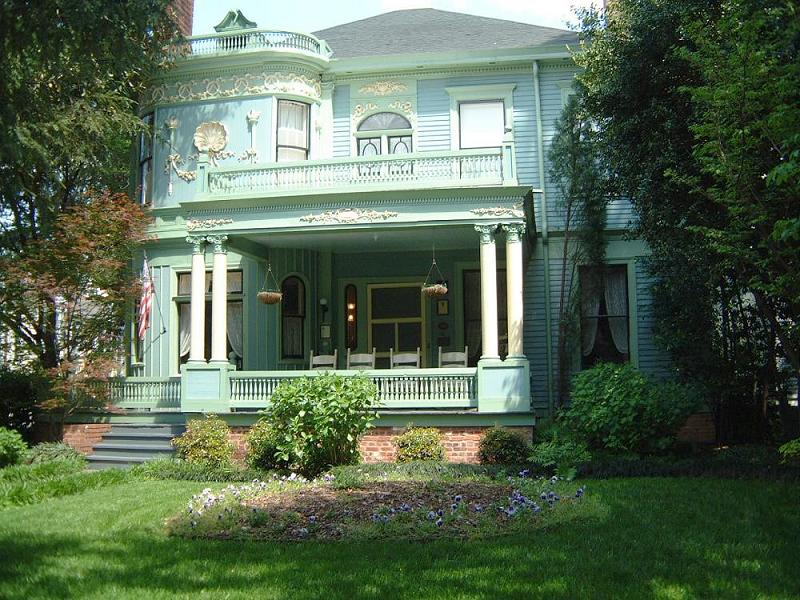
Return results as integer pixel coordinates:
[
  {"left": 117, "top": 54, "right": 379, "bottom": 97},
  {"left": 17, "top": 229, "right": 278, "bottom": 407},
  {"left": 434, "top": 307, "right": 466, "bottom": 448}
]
[
  {"left": 226, "top": 302, "right": 243, "bottom": 358},
  {"left": 178, "top": 303, "right": 191, "bottom": 358},
  {"left": 604, "top": 268, "right": 629, "bottom": 354},
  {"left": 581, "top": 284, "right": 600, "bottom": 357}
]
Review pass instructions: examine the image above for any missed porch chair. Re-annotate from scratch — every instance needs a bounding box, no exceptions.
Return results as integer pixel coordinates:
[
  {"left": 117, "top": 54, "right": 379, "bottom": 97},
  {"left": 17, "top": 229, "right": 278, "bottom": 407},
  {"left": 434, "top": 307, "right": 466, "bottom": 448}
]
[
  {"left": 390, "top": 347, "right": 421, "bottom": 369},
  {"left": 438, "top": 346, "right": 468, "bottom": 368},
  {"left": 346, "top": 348, "right": 376, "bottom": 370},
  {"left": 309, "top": 349, "right": 338, "bottom": 370}
]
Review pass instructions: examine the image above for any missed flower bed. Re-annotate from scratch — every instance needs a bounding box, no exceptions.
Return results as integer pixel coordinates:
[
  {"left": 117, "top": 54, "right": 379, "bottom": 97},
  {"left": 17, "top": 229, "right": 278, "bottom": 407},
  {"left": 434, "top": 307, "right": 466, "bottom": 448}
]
[{"left": 166, "top": 471, "right": 588, "bottom": 541}]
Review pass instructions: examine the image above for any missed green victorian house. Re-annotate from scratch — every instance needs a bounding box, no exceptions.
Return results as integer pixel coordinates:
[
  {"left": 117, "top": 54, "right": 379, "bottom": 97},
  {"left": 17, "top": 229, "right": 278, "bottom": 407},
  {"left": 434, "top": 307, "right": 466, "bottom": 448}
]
[{"left": 73, "top": 8, "right": 671, "bottom": 466}]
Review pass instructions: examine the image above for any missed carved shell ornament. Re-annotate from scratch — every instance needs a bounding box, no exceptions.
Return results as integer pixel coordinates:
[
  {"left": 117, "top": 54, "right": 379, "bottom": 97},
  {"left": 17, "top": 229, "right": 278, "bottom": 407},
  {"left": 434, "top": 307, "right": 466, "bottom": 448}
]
[{"left": 193, "top": 121, "right": 228, "bottom": 154}]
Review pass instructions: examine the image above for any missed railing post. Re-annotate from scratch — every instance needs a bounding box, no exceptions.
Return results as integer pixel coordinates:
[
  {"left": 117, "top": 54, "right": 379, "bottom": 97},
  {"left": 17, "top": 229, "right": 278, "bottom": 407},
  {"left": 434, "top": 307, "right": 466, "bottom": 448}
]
[{"left": 502, "top": 134, "right": 516, "bottom": 183}]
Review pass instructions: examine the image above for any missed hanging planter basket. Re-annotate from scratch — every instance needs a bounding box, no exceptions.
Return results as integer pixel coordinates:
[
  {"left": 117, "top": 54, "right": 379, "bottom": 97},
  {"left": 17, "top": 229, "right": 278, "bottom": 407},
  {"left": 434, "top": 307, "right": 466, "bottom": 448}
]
[
  {"left": 421, "top": 249, "right": 448, "bottom": 298},
  {"left": 257, "top": 263, "right": 282, "bottom": 305}
]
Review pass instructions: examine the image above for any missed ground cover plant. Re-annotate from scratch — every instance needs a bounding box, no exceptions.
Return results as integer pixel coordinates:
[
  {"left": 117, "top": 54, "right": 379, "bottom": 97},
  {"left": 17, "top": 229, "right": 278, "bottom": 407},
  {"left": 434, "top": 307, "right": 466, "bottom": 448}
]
[
  {"left": 166, "top": 468, "right": 588, "bottom": 542},
  {"left": 0, "top": 427, "right": 28, "bottom": 467}
]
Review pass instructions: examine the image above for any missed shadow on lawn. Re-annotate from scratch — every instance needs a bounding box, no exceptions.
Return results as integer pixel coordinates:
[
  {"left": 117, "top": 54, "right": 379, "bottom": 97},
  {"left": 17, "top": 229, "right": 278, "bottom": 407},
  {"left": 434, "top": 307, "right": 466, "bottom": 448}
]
[{"left": 1, "top": 479, "right": 799, "bottom": 599}]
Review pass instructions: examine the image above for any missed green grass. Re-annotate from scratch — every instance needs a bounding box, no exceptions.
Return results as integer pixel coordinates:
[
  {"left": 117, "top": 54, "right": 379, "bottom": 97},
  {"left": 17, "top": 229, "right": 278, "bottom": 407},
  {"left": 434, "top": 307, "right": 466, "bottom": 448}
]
[{"left": 1, "top": 477, "right": 799, "bottom": 599}]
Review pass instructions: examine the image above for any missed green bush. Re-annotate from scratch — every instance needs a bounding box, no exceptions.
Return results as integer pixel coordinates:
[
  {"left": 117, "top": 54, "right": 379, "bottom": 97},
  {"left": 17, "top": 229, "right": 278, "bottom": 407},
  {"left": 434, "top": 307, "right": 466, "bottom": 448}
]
[
  {"left": 267, "top": 374, "right": 378, "bottom": 476},
  {"left": 478, "top": 427, "right": 530, "bottom": 464},
  {"left": 172, "top": 415, "right": 235, "bottom": 468},
  {"left": 25, "top": 442, "right": 85, "bottom": 465},
  {"left": 131, "top": 457, "right": 266, "bottom": 482},
  {"left": 246, "top": 420, "right": 286, "bottom": 471},
  {"left": 0, "top": 426, "right": 28, "bottom": 468},
  {"left": 0, "top": 368, "right": 46, "bottom": 442},
  {"left": 778, "top": 438, "right": 800, "bottom": 466},
  {"left": 395, "top": 426, "right": 446, "bottom": 463},
  {"left": 563, "top": 362, "right": 700, "bottom": 453},
  {"left": 0, "top": 457, "right": 86, "bottom": 484},
  {"left": 529, "top": 420, "right": 591, "bottom": 478}
]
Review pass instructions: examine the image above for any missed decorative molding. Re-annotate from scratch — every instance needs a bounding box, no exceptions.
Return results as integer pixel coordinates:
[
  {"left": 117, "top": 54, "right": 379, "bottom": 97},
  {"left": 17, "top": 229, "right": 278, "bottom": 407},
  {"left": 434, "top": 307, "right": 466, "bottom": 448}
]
[
  {"left": 205, "top": 234, "right": 228, "bottom": 254},
  {"left": 502, "top": 222, "right": 526, "bottom": 243},
  {"left": 387, "top": 100, "right": 413, "bottom": 115},
  {"left": 470, "top": 204, "right": 525, "bottom": 218},
  {"left": 144, "top": 70, "right": 322, "bottom": 106},
  {"left": 193, "top": 121, "right": 235, "bottom": 166},
  {"left": 246, "top": 110, "right": 261, "bottom": 126},
  {"left": 299, "top": 208, "right": 399, "bottom": 224},
  {"left": 186, "top": 218, "right": 234, "bottom": 231},
  {"left": 359, "top": 81, "right": 408, "bottom": 96},
  {"left": 474, "top": 224, "right": 499, "bottom": 245},
  {"left": 186, "top": 235, "right": 206, "bottom": 254},
  {"left": 352, "top": 103, "right": 379, "bottom": 119}
]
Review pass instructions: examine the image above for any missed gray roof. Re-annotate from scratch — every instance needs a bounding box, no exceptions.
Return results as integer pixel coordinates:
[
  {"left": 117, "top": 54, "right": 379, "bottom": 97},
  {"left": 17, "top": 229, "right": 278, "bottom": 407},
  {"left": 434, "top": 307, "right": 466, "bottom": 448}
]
[{"left": 313, "top": 9, "right": 578, "bottom": 59}]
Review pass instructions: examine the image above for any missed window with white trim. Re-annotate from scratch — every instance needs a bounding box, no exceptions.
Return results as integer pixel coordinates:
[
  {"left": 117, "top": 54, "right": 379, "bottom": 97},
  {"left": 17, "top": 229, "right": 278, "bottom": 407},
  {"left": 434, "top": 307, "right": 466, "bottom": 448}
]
[
  {"left": 276, "top": 100, "right": 310, "bottom": 161},
  {"left": 356, "top": 112, "right": 413, "bottom": 156},
  {"left": 580, "top": 265, "right": 630, "bottom": 368},
  {"left": 458, "top": 101, "right": 505, "bottom": 149}
]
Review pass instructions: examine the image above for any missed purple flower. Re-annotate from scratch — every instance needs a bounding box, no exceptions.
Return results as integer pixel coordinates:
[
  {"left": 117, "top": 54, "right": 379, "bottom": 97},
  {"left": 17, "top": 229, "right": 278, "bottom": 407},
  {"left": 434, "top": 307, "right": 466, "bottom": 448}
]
[
  {"left": 309, "top": 515, "right": 317, "bottom": 523},
  {"left": 435, "top": 518, "right": 443, "bottom": 527},
  {"left": 454, "top": 495, "right": 463, "bottom": 503}
]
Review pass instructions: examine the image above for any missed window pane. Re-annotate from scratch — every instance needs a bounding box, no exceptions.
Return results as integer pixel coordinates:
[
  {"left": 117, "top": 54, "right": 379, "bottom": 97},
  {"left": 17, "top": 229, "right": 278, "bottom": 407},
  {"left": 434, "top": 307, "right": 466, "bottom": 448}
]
[
  {"left": 178, "top": 271, "right": 242, "bottom": 296},
  {"left": 178, "top": 273, "right": 191, "bottom": 295},
  {"left": 358, "top": 138, "right": 381, "bottom": 156},
  {"left": 389, "top": 136, "right": 411, "bottom": 154},
  {"left": 358, "top": 112, "right": 411, "bottom": 131},
  {"left": 397, "top": 322, "right": 421, "bottom": 351},
  {"left": 277, "top": 100, "right": 309, "bottom": 149},
  {"left": 282, "top": 277, "right": 304, "bottom": 316},
  {"left": 459, "top": 101, "right": 504, "bottom": 149},
  {"left": 372, "top": 323, "right": 394, "bottom": 352},
  {"left": 371, "top": 286, "right": 420, "bottom": 319},
  {"left": 227, "top": 271, "right": 242, "bottom": 293},
  {"left": 277, "top": 147, "right": 307, "bottom": 162},
  {"left": 282, "top": 316, "right": 303, "bottom": 358}
]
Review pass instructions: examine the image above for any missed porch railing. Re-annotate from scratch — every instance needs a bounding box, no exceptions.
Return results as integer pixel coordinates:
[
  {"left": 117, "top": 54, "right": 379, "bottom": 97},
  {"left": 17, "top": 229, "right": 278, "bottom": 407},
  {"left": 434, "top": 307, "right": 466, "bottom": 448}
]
[
  {"left": 170, "top": 29, "right": 331, "bottom": 60},
  {"left": 201, "top": 148, "right": 510, "bottom": 199},
  {"left": 229, "top": 369, "right": 478, "bottom": 410},
  {"left": 104, "top": 377, "right": 182, "bottom": 411}
]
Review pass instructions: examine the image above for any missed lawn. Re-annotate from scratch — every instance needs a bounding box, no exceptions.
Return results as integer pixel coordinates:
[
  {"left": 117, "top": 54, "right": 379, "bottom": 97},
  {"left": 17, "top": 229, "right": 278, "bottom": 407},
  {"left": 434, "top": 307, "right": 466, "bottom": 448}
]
[{"left": 1, "top": 476, "right": 799, "bottom": 599}]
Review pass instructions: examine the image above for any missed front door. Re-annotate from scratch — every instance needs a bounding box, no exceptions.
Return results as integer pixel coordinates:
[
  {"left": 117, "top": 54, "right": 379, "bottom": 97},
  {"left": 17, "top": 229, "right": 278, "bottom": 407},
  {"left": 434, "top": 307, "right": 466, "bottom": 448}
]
[{"left": 368, "top": 283, "right": 426, "bottom": 368}]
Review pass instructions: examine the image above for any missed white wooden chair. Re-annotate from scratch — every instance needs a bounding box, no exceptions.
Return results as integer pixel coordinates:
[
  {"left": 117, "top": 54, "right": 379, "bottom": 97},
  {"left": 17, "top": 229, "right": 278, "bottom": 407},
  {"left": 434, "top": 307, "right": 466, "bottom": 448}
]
[
  {"left": 390, "top": 347, "right": 421, "bottom": 369},
  {"left": 438, "top": 346, "right": 468, "bottom": 368},
  {"left": 309, "top": 349, "right": 337, "bottom": 370},
  {"left": 347, "top": 348, "right": 376, "bottom": 370}
]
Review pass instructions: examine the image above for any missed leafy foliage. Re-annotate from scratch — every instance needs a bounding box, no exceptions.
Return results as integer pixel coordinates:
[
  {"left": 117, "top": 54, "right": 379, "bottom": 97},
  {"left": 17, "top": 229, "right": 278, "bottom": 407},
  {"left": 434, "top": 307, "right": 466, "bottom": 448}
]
[
  {"left": 245, "top": 420, "right": 286, "bottom": 471},
  {"left": 0, "top": 426, "right": 28, "bottom": 468},
  {"left": 131, "top": 458, "right": 266, "bottom": 482},
  {"left": 563, "top": 363, "right": 700, "bottom": 453},
  {"left": 778, "top": 438, "right": 800, "bottom": 467},
  {"left": 172, "top": 415, "right": 235, "bottom": 469},
  {"left": 478, "top": 427, "right": 530, "bottom": 464},
  {"left": 395, "top": 427, "right": 446, "bottom": 463},
  {"left": 0, "top": 368, "right": 46, "bottom": 441},
  {"left": 24, "top": 442, "right": 85, "bottom": 465},
  {"left": 267, "top": 374, "right": 378, "bottom": 476}
]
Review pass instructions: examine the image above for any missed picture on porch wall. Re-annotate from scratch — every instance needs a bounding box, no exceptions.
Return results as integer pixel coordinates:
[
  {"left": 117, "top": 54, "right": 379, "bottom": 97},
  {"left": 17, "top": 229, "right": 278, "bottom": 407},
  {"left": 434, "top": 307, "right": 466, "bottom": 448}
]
[{"left": 437, "top": 300, "right": 449, "bottom": 316}]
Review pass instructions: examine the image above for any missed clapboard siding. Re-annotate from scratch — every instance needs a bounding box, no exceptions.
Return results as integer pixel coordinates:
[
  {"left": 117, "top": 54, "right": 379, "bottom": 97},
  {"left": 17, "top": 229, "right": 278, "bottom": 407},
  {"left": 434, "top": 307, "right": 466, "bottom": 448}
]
[{"left": 332, "top": 84, "right": 351, "bottom": 157}]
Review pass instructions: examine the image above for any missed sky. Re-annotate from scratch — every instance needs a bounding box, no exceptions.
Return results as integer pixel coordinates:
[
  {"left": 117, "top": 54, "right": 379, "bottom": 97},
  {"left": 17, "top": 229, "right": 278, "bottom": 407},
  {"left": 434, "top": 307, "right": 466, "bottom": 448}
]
[{"left": 192, "top": 0, "right": 598, "bottom": 36}]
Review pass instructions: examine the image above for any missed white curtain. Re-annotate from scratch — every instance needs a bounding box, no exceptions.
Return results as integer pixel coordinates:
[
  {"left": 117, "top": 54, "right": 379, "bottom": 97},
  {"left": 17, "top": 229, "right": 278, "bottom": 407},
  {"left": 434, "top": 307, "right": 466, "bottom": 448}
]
[
  {"left": 581, "top": 282, "right": 601, "bottom": 357},
  {"left": 277, "top": 101, "right": 308, "bottom": 149},
  {"left": 178, "top": 303, "right": 191, "bottom": 358},
  {"left": 459, "top": 101, "right": 504, "bottom": 149},
  {"left": 604, "top": 268, "right": 629, "bottom": 354},
  {"left": 227, "top": 302, "right": 243, "bottom": 358}
]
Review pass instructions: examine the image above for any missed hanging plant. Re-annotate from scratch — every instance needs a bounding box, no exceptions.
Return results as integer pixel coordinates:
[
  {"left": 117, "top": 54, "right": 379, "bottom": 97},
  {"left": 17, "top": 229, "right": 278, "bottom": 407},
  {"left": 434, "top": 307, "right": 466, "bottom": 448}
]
[
  {"left": 258, "top": 263, "right": 282, "bottom": 304},
  {"left": 422, "top": 247, "right": 448, "bottom": 298}
]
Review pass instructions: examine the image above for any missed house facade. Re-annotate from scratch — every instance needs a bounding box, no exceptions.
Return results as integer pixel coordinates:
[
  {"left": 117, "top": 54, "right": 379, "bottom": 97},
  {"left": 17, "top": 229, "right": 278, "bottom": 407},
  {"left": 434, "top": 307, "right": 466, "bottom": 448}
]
[{"left": 73, "top": 8, "right": 671, "bottom": 462}]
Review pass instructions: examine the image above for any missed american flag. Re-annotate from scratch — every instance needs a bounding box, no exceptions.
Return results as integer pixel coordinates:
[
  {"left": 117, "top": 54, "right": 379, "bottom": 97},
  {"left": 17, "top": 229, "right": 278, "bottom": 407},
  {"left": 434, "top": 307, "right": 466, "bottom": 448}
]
[{"left": 138, "top": 259, "right": 154, "bottom": 341}]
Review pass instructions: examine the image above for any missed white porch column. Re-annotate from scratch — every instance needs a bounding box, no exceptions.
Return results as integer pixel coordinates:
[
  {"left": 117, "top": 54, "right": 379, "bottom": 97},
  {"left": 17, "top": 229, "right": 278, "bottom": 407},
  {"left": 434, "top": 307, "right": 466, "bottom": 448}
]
[
  {"left": 503, "top": 223, "right": 526, "bottom": 358},
  {"left": 208, "top": 235, "right": 228, "bottom": 363},
  {"left": 475, "top": 224, "right": 500, "bottom": 359},
  {"left": 187, "top": 236, "right": 206, "bottom": 363}
]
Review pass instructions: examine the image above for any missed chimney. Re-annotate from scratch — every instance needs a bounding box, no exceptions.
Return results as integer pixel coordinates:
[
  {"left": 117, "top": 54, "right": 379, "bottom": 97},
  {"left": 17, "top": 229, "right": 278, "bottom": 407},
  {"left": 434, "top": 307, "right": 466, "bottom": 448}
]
[{"left": 169, "top": 0, "right": 194, "bottom": 37}]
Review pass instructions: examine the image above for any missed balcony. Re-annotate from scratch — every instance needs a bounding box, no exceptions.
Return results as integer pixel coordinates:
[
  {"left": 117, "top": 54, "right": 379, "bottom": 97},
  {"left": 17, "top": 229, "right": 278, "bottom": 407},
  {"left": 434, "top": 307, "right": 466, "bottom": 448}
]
[
  {"left": 196, "top": 148, "right": 516, "bottom": 201},
  {"left": 170, "top": 29, "right": 332, "bottom": 62}
]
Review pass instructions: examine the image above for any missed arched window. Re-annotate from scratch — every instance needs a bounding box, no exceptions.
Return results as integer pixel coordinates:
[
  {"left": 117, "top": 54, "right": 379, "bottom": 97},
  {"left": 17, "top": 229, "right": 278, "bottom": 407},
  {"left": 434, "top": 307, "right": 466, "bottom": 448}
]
[
  {"left": 356, "top": 112, "right": 412, "bottom": 157},
  {"left": 281, "top": 276, "right": 305, "bottom": 359}
]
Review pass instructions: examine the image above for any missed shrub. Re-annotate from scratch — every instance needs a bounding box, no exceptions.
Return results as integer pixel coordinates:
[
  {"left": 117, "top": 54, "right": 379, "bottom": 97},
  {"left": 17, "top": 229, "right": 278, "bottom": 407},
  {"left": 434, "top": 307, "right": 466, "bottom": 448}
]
[
  {"left": 246, "top": 420, "right": 286, "bottom": 471},
  {"left": 131, "top": 457, "right": 266, "bottom": 482},
  {"left": 395, "top": 426, "right": 446, "bottom": 463},
  {"left": 778, "top": 438, "right": 800, "bottom": 466},
  {"left": 0, "top": 426, "right": 28, "bottom": 468},
  {"left": 267, "top": 374, "right": 378, "bottom": 476},
  {"left": 562, "top": 362, "right": 700, "bottom": 453},
  {"left": 172, "top": 415, "right": 235, "bottom": 468},
  {"left": 0, "top": 368, "right": 46, "bottom": 442},
  {"left": 25, "top": 442, "right": 85, "bottom": 465},
  {"left": 478, "top": 427, "right": 530, "bottom": 464},
  {"left": 529, "top": 420, "right": 591, "bottom": 478},
  {"left": 0, "top": 467, "right": 127, "bottom": 508}
]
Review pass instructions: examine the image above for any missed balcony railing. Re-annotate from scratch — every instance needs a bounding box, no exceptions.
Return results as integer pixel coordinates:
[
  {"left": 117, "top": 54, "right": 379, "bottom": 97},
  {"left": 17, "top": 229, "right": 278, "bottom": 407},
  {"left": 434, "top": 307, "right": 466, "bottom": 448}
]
[
  {"left": 200, "top": 148, "right": 513, "bottom": 199},
  {"left": 171, "top": 29, "right": 331, "bottom": 60},
  {"left": 103, "top": 377, "right": 182, "bottom": 412},
  {"left": 229, "top": 369, "right": 478, "bottom": 410}
]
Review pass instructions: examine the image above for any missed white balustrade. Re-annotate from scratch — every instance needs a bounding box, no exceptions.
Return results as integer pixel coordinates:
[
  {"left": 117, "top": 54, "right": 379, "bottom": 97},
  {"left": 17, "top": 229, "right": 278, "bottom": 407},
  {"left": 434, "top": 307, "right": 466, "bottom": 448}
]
[
  {"left": 104, "top": 377, "right": 182, "bottom": 411},
  {"left": 206, "top": 149, "right": 506, "bottom": 198},
  {"left": 170, "top": 29, "right": 329, "bottom": 59}
]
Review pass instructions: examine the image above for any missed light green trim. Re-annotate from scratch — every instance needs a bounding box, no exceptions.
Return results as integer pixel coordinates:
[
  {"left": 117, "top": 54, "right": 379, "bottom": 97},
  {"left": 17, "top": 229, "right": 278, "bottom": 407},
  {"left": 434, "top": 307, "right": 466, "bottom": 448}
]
[
  {"left": 276, "top": 271, "right": 312, "bottom": 366},
  {"left": 366, "top": 282, "right": 427, "bottom": 365}
]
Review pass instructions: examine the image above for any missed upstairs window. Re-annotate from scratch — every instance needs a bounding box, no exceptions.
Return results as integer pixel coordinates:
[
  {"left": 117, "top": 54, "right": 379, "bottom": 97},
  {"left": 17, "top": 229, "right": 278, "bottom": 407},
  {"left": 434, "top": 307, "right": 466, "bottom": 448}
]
[
  {"left": 277, "top": 100, "right": 310, "bottom": 161},
  {"left": 138, "top": 113, "right": 154, "bottom": 205},
  {"left": 459, "top": 101, "right": 505, "bottom": 149},
  {"left": 356, "top": 112, "right": 412, "bottom": 156}
]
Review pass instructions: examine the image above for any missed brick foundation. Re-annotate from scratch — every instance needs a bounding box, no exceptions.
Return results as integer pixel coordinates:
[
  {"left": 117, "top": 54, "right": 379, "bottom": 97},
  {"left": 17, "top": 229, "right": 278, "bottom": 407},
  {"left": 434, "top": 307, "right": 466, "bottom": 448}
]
[
  {"left": 229, "top": 426, "right": 250, "bottom": 462},
  {"left": 677, "top": 413, "right": 716, "bottom": 445},
  {"left": 62, "top": 423, "right": 112, "bottom": 456}
]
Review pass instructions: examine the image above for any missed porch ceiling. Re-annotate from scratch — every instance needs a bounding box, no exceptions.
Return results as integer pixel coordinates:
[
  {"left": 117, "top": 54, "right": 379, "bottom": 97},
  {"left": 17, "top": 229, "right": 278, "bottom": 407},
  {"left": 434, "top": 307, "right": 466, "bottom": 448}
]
[{"left": 240, "top": 223, "right": 482, "bottom": 252}]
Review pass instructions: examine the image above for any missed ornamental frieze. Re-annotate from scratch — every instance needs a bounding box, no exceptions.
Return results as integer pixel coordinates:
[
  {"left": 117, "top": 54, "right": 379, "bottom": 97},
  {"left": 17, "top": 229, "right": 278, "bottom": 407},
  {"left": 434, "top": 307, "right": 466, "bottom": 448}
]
[
  {"left": 359, "top": 81, "right": 408, "bottom": 96},
  {"left": 186, "top": 218, "right": 234, "bottom": 231},
  {"left": 299, "top": 208, "right": 399, "bottom": 224},
  {"left": 470, "top": 204, "right": 525, "bottom": 219},
  {"left": 144, "top": 70, "right": 322, "bottom": 106}
]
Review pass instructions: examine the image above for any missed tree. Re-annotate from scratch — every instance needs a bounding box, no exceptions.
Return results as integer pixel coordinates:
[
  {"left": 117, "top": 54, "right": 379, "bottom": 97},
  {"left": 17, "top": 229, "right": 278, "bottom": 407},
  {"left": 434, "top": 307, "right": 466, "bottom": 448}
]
[
  {"left": 0, "top": 0, "right": 180, "bottom": 369},
  {"left": 574, "top": 0, "right": 799, "bottom": 440},
  {"left": 548, "top": 93, "right": 608, "bottom": 407}
]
